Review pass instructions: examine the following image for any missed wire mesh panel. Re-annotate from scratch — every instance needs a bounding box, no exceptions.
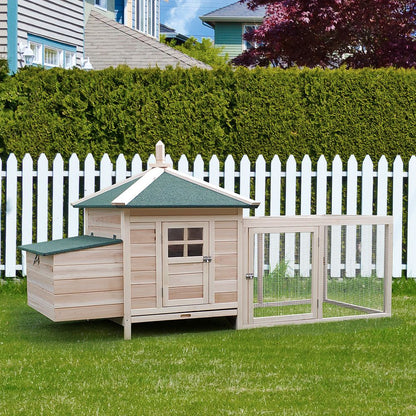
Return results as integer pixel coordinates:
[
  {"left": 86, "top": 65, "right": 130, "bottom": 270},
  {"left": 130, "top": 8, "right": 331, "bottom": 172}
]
[
  {"left": 323, "top": 224, "right": 385, "bottom": 318},
  {"left": 253, "top": 232, "right": 313, "bottom": 318}
]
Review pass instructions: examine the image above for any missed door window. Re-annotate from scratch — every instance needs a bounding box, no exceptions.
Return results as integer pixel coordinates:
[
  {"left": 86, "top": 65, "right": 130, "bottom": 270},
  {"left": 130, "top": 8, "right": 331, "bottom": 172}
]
[{"left": 167, "top": 227, "right": 204, "bottom": 258}]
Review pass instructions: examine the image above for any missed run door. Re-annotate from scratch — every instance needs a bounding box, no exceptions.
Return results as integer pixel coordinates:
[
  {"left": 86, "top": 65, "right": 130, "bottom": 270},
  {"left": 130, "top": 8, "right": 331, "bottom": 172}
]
[
  {"left": 162, "top": 222, "right": 210, "bottom": 306},
  {"left": 245, "top": 224, "right": 319, "bottom": 326}
]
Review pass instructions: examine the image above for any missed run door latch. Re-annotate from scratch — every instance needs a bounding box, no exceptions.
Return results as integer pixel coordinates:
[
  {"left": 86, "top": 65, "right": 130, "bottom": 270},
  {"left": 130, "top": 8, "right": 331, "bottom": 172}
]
[{"left": 245, "top": 273, "right": 254, "bottom": 280}]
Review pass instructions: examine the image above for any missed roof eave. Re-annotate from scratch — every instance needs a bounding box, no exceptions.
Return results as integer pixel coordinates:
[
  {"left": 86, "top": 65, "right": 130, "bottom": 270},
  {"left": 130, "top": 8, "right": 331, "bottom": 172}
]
[{"left": 200, "top": 16, "right": 264, "bottom": 23}]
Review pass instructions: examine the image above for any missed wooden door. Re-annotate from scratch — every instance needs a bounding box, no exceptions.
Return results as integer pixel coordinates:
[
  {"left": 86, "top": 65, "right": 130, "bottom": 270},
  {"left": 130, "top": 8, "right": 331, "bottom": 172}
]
[{"left": 162, "top": 222, "right": 210, "bottom": 306}]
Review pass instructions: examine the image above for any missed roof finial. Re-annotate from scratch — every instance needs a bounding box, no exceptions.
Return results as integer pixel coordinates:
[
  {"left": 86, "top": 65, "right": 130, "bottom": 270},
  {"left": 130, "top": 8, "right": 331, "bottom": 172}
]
[{"left": 151, "top": 141, "right": 172, "bottom": 168}]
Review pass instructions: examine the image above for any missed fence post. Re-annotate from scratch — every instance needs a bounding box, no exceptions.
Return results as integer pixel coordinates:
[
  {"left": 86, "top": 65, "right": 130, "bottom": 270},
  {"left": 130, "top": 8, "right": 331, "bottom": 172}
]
[
  {"left": 37, "top": 154, "right": 49, "bottom": 243},
  {"left": 52, "top": 154, "right": 64, "bottom": 240},
  {"left": 346, "top": 156, "right": 358, "bottom": 277},
  {"left": 21, "top": 154, "right": 33, "bottom": 276},
  {"left": 392, "top": 156, "right": 404, "bottom": 278},
  {"left": 68, "top": 154, "right": 80, "bottom": 238},
  {"left": 5, "top": 154, "right": 17, "bottom": 277}
]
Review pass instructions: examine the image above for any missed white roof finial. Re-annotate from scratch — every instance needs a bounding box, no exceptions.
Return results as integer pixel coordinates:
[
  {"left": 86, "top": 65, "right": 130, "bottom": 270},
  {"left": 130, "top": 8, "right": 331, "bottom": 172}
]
[{"left": 150, "top": 141, "right": 172, "bottom": 168}]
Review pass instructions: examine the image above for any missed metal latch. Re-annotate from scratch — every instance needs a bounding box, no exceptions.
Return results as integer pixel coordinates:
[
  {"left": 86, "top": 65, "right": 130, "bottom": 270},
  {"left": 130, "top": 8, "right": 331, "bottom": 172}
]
[
  {"left": 246, "top": 273, "right": 254, "bottom": 280},
  {"left": 203, "top": 256, "right": 212, "bottom": 263}
]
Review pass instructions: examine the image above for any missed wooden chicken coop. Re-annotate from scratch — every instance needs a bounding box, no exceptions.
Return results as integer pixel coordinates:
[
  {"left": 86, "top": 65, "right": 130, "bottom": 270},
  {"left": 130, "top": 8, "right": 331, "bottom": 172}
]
[{"left": 20, "top": 142, "right": 393, "bottom": 339}]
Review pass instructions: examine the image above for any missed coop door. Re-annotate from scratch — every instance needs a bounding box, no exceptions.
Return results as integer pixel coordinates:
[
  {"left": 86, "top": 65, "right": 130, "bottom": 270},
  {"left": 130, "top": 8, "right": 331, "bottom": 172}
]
[
  {"left": 162, "top": 222, "right": 210, "bottom": 307},
  {"left": 247, "top": 226, "right": 319, "bottom": 325}
]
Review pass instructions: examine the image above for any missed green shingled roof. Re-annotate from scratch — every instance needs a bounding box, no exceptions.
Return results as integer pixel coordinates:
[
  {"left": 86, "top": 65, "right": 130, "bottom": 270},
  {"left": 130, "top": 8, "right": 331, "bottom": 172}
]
[
  {"left": 18, "top": 235, "right": 122, "bottom": 256},
  {"left": 74, "top": 171, "right": 257, "bottom": 209}
]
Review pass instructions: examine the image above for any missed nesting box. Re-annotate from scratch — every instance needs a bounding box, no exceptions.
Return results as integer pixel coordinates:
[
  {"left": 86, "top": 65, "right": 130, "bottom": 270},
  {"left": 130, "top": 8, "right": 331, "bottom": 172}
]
[{"left": 20, "top": 142, "right": 393, "bottom": 339}]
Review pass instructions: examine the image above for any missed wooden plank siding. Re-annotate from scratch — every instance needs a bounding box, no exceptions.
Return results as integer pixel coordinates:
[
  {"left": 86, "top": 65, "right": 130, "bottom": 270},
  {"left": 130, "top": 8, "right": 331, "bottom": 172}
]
[
  {"left": 0, "top": 0, "right": 7, "bottom": 60},
  {"left": 86, "top": 209, "right": 122, "bottom": 239},
  {"left": 26, "top": 243, "right": 124, "bottom": 322},
  {"left": 18, "top": 0, "right": 84, "bottom": 64}
]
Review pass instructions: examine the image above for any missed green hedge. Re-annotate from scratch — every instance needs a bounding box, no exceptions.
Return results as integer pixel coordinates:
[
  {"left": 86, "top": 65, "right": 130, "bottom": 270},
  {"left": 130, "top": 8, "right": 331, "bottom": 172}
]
[{"left": 0, "top": 65, "right": 415, "bottom": 164}]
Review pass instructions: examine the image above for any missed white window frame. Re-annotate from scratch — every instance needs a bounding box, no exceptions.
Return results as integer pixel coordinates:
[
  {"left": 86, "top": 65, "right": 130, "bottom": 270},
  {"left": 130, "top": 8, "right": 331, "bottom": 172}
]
[
  {"left": 95, "top": 0, "right": 107, "bottom": 10},
  {"left": 64, "top": 51, "right": 76, "bottom": 69},
  {"left": 28, "top": 41, "right": 42, "bottom": 65},
  {"left": 44, "top": 46, "right": 63, "bottom": 68},
  {"left": 242, "top": 25, "right": 259, "bottom": 51}
]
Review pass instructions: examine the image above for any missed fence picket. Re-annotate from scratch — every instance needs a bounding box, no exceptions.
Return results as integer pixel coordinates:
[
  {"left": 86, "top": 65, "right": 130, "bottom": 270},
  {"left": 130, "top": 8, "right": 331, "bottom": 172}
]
[
  {"left": 392, "top": 156, "right": 404, "bottom": 278},
  {"left": 240, "top": 156, "right": 251, "bottom": 218},
  {"left": 115, "top": 154, "right": 127, "bottom": 183},
  {"left": 346, "top": 156, "right": 358, "bottom": 277},
  {"left": 21, "top": 155, "right": 33, "bottom": 275},
  {"left": 269, "top": 155, "right": 281, "bottom": 272},
  {"left": 285, "top": 156, "right": 296, "bottom": 276},
  {"left": 377, "top": 156, "right": 388, "bottom": 278},
  {"left": 361, "top": 156, "right": 373, "bottom": 277},
  {"left": 209, "top": 155, "right": 220, "bottom": 187},
  {"left": 331, "top": 156, "right": 342, "bottom": 278},
  {"left": 178, "top": 155, "right": 189, "bottom": 175},
  {"left": 316, "top": 156, "right": 327, "bottom": 215},
  {"left": 5, "top": 155, "right": 17, "bottom": 276},
  {"left": 224, "top": 155, "right": 235, "bottom": 193},
  {"left": 408, "top": 156, "right": 416, "bottom": 277},
  {"left": 255, "top": 155, "right": 266, "bottom": 217},
  {"left": 52, "top": 154, "right": 64, "bottom": 240},
  {"left": 84, "top": 154, "right": 96, "bottom": 197},
  {"left": 100, "top": 154, "right": 113, "bottom": 189},
  {"left": 131, "top": 154, "right": 142, "bottom": 176},
  {"left": 37, "top": 154, "right": 48, "bottom": 243},
  {"left": 300, "top": 156, "right": 312, "bottom": 277},
  {"left": 193, "top": 155, "right": 204, "bottom": 180},
  {"left": 68, "top": 154, "right": 80, "bottom": 238}
]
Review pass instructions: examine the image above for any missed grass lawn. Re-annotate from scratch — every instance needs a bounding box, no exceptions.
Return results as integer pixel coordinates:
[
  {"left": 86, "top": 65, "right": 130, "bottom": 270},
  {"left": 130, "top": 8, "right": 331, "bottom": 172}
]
[{"left": 1, "top": 280, "right": 416, "bottom": 415}]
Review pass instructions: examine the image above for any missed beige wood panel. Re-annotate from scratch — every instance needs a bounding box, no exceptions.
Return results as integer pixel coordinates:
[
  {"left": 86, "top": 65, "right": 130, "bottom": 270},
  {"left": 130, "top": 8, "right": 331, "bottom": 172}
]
[
  {"left": 131, "top": 309, "right": 238, "bottom": 323},
  {"left": 28, "top": 294, "right": 55, "bottom": 321},
  {"left": 28, "top": 282, "right": 54, "bottom": 304},
  {"left": 54, "top": 246, "right": 122, "bottom": 266},
  {"left": 215, "top": 292, "right": 238, "bottom": 303},
  {"left": 131, "top": 256, "right": 156, "bottom": 271},
  {"left": 168, "top": 262, "right": 203, "bottom": 275},
  {"left": 27, "top": 252, "right": 53, "bottom": 266},
  {"left": 214, "top": 280, "right": 238, "bottom": 293},
  {"left": 129, "top": 208, "right": 238, "bottom": 218},
  {"left": 131, "top": 271, "right": 157, "bottom": 284},
  {"left": 215, "top": 228, "right": 238, "bottom": 241},
  {"left": 168, "top": 274, "right": 203, "bottom": 286},
  {"left": 131, "top": 297, "right": 157, "bottom": 309},
  {"left": 55, "top": 303, "right": 123, "bottom": 321},
  {"left": 54, "top": 277, "right": 123, "bottom": 295},
  {"left": 130, "top": 243, "right": 156, "bottom": 257},
  {"left": 54, "top": 290, "right": 123, "bottom": 308},
  {"left": 131, "top": 283, "right": 156, "bottom": 298},
  {"left": 131, "top": 302, "right": 238, "bottom": 316},
  {"left": 26, "top": 268, "right": 54, "bottom": 292},
  {"left": 53, "top": 263, "right": 123, "bottom": 280},
  {"left": 87, "top": 210, "right": 121, "bottom": 226},
  {"left": 215, "top": 221, "right": 238, "bottom": 229},
  {"left": 169, "top": 286, "right": 203, "bottom": 300},
  {"left": 215, "top": 266, "right": 238, "bottom": 281},
  {"left": 130, "top": 229, "right": 156, "bottom": 244},
  {"left": 215, "top": 241, "right": 238, "bottom": 254},
  {"left": 215, "top": 254, "right": 238, "bottom": 268}
]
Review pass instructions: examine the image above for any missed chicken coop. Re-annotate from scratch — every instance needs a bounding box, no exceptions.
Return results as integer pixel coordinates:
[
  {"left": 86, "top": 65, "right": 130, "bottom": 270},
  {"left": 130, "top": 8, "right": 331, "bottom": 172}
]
[{"left": 20, "top": 142, "right": 393, "bottom": 339}]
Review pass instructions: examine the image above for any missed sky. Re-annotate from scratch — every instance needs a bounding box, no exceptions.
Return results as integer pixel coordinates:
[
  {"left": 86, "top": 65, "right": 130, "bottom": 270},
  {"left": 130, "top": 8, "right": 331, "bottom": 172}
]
[{"left": 160, "top": 0, "right": 237, "bottom": 41}]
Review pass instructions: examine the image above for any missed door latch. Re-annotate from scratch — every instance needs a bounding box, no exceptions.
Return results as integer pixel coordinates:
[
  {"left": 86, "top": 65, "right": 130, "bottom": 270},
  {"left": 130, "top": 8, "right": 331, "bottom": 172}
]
[
  {"left": 246, "top": 273, "right": 254, "bottom": 280},
  {"left": 203, "top": 256, "right": 212, "bottom": 263}
]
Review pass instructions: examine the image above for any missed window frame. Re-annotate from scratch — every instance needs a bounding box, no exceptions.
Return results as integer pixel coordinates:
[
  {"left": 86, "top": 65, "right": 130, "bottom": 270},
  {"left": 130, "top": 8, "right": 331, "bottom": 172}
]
[
  {"left": 242, "top": 24, "right": 259, "bottom": 51},
  {"left": 94, "top": 0, "right": 108, "bottom": 10}
]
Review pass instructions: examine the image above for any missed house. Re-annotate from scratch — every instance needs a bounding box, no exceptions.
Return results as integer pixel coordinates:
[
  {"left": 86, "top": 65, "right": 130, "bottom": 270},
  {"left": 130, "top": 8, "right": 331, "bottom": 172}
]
[
  {"left": 1, "top": 0, "right": 206, "bottom": 73},
  {"left": 200, "top": 1, "right": 266, "bottom": 60},
  {"left": 19, "top": 142, "right": 393, "bottom": 339},
  {"left": 160, "top": 23, "right": 188, "bottom": 45}
]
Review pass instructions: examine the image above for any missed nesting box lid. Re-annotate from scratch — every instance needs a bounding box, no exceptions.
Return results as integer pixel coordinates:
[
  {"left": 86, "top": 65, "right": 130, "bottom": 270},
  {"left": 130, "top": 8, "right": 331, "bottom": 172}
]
[
  {"left": 73, "top": 142, "right": 259, "bottom": 209},
  {"left": 19, "top": 235, "right": 122, "bottom": 256}
]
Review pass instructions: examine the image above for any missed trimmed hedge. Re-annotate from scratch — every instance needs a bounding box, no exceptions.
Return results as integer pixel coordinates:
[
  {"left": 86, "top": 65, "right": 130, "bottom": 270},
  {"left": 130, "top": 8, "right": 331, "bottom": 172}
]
[{"left": 0, "top": 66, "right": 416, "bottom": 164}]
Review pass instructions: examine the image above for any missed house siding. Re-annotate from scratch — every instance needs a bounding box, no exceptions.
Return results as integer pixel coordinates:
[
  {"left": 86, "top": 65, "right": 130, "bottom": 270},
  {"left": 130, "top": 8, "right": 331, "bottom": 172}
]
[
  {"left": 0, "top": 0, "right": 7, "bottom": 60},
  {"left": 214, "top": 22, "right": 243, "bottom": 59},
  {"left": 18, "top": 0, "right": 84, "bottom": 67},
  {"left": 84, "top": 0, "right": 117, "bottom": 22}
]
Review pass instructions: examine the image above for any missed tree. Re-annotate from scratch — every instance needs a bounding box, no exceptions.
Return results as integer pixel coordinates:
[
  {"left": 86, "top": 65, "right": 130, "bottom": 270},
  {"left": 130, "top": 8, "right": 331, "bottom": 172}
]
[
  {"left": 161, "top": 36, "right": 230, "bottom": 68},
  {"left": 233, "top": 0, "right": 416, "bottom": 68}
]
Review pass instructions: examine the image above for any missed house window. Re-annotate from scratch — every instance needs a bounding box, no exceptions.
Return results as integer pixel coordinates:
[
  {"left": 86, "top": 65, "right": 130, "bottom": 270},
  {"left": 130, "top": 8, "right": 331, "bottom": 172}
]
[
  {"left": 95, "top": 0, "right": 107, "bottom": 10},
  {"left": 28, "top": 42, "right": 42, "bottom": 65},
  {"left": 65, "top": 51, "right": 76, "bottom": 69},
  {"left": 167, "top": 227, "right": 204, "bottom": 258},
  {"left": 243, "top": 25, "right": 259, "bottom": 50},
  {"left": 136, "top": 0, "right": 157, "bottom": 37},
  {"left": 27, "top": 34, "right": 77, "bottom": 69}
]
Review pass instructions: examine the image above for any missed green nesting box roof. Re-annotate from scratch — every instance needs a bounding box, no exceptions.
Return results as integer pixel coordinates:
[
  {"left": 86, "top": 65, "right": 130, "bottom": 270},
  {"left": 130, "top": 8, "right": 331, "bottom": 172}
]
[
  {"left": 73, "top": 169, "right": 259, "bottom": 209},
  {"left": 18, "top": 235, "right": 123, "bottom": 256}
]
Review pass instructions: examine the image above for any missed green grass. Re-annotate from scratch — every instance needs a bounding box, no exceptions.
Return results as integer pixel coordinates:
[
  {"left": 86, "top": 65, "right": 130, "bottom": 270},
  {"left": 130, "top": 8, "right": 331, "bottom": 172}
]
[{"left": 1, "top": 282, "right": 416, "bottom": 415}]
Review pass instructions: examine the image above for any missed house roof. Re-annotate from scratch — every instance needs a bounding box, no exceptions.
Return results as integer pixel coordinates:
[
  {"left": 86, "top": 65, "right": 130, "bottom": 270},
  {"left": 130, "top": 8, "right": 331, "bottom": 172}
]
[
  {"left": 19, "top": 235, "right": 122, "bottom": 256},
  {"left": 200, "top": 1, "right": 266, "bottom": 25},
  {"left": 160, "top": 23, "right": 189, "bottom": 44},
  {"left": 85, "top": 10, "right": 210, "bottom": 70},
  {"left": 73, "top": 142, "right": 259, "bottom": 210}
]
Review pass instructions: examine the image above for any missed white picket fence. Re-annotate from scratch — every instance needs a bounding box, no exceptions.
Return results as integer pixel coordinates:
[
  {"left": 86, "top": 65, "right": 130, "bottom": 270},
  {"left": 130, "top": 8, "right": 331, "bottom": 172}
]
[{"left": 0, "top": 152, "right": 413, "bottom": 278}]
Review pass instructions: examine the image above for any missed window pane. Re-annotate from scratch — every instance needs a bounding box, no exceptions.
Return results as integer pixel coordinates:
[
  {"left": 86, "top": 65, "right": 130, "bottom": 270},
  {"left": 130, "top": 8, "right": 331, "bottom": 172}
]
[
  {"left": 168, "top": 245, "right": 184, "bottom": 258},
  {"left": 65, "top": 51, "right": 76, "bottom": 69},
  {"left": 168, "top": 228, "right": 184, "bottom": 241},
  {"left": 44, "top": 47, "right": 60, "bottom": 66},
  {"left": 29, "top": 42, "right": 42, "bottom": 65},
  {"left": 188, "top": 244, "right": 203, "bottom": 257},
  {"left": 188, "top": 228, "right": 203, "bottom": 240}
]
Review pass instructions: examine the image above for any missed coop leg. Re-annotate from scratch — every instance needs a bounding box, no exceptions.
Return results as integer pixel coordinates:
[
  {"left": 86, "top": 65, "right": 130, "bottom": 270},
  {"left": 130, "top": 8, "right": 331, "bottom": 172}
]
[{"left": 124, "top": 317, "right": 131, "bottom": 340}]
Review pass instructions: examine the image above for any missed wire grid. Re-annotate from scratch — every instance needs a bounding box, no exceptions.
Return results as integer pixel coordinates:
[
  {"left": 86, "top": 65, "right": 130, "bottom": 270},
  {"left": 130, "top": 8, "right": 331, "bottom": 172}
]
[{"left": 254, "top": 232, "right": 313, "bottom": 318}]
